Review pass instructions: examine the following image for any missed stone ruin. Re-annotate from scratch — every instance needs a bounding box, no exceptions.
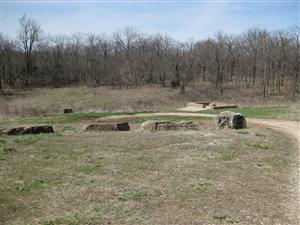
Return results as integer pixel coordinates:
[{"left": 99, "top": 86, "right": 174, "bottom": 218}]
[
  {"left": 141, "top": 120, "right": 203, "bottom": 131},
  {"left": 215, "top": 111, "right": 247, "bottom": 129},
  {"left": 64, "top": 108, "right": 73, "bottom": 114},
  {"left": 186, "top": 101, "right": 238, "bottom": 110},
  {"left": 0, "top": 126, "right": 54, "bottom": 135},
  {"left": 85, "top": 122, "right": 130, "bottom": 132}
]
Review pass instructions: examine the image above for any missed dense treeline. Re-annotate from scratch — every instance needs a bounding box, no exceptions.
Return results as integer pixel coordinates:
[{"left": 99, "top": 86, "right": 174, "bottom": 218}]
[{"left": 0, "top": 14, "right": 299, "bottom": 97}]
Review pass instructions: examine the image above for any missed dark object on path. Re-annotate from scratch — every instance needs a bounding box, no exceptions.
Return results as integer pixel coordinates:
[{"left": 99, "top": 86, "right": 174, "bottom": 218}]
[
  {"left": 85, "top": 122, "right": 130, "bottom": 132},
  {"left": 141, "top": 120, "right": 203, "bottom": 131},
  {"left": 64, "top": 108, "right": 73, "bottom": 114},
  {"left": 215, "top": 111, "right": 247, "bottom": 129},
  {"left": 1, "top": 126, "right": 54, "bottom": 135}
]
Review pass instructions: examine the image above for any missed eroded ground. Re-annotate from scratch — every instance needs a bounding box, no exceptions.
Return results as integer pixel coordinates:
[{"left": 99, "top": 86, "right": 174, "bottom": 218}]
[{"left": 0, "top": 120, "right": 298, "bottom": 225}]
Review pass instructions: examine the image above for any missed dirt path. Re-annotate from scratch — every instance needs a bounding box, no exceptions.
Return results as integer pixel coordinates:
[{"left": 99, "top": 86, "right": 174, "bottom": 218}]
[
  {"left": 96, "top": 112, "right": 216, "bottom": 121},
  {"left": 97, "top": 112, "right": 299, "bottom": 142},
  {"left": 97, "top": 112, "right": 299, "bottom": 141},
  {"left": 248, "top": 118, "right": 300, "bottom": 143}
]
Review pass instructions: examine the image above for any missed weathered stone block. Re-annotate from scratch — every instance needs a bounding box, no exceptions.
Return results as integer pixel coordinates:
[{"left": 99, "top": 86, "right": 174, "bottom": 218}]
[
  {"left": 1, "top": 126, "right": 54, "bottom": 135},
  {"left": 85, "top": 122, "right": 130, "bottom": 132}
]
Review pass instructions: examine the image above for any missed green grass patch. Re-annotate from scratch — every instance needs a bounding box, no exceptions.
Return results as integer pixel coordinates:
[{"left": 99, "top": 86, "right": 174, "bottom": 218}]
[
  {"left": 0, "top": 137, "right": 6, "bottom": 143},
  {"left": 14, "top": 178, "right": 48, "bottom": 192},
  {"left": 78, "top": 164, "right": 103, "bottom": 175},
  {"left": 213, "top": 214, "right": 238, "bottom": 223},
  {"left": 0, "top": 147, "right": 16, "bottom": 162},
  {"left": 175, "top": 105, "right": 300, "bottom": 120},
  {"left": 213, "top": 214, "right": 228, "bottom": 220},
  {"left": 118, "top": 191, "right": 146, "bottom": 201},
  {"left": 200, "top": 106, "right": 299, "bottom": 120},
  {"left": 247, "top": 142, "right": 272, "bottom": 149},
  {"left": 0, "top": 151, "right": 7, "bottom": 161},
  {"left": 40, "top": 148, "right": 59, "bottom": 160},
  {"left": 41, "top": 210, "right": 100, "bottom": 225},
  {"left": 12, "top": 172, "right": 65, "bottom": 193},
  {"left": 62, "top": 125, "right": 77, "bottom": 132},
  {"left": 13, "top": 134, "right": 42, "bottom": 145},
  {"left": 222, "top": 151, "right": 237, "bottom": 161},
  {"left": 237, "top": 130, "right": 249, "bottom": 135}
]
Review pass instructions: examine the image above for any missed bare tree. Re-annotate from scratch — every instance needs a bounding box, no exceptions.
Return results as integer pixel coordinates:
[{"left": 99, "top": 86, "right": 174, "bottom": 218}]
[
  {"left": 0, "top": 33, "right": 4, "bottom": 94},
  {"left": 289, "top": 25, "right": 300, "bottom": 97},
  {"left": 18, "top": 14, "right": 41, "bottom": 85}
]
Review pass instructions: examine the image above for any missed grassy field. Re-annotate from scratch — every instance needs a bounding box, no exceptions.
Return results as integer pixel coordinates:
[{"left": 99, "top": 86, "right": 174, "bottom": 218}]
[
  {"left": 1, "top": 84, "right": 299, "bottom": 117},
  {"left": 0, "top": 85, "right": 299, "bottom": 224},
  {"left": 0, "top": 120, "right": 298, "bottom": 224}
]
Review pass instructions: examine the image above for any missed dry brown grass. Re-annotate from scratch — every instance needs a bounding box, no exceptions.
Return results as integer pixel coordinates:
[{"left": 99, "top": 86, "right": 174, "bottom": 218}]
[
  {"left": 1, "top": 83, "right": 299, "bottom": 117},
  {"left": 0, "top": 120, "right": 299, "bottom": 225}
]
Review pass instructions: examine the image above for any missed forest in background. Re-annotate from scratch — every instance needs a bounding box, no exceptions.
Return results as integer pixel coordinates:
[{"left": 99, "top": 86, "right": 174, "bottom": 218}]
[{"left": 0, "top": 14, "right": 299, "bottom": 98}]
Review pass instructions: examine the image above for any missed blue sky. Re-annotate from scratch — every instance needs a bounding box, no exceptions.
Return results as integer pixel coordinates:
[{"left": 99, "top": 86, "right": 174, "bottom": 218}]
[{"left": 1, "top": 0, "right": 299, "bottom": 40}]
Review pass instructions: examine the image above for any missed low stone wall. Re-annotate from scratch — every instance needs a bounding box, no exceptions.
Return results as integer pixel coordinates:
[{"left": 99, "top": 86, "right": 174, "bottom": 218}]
[
  {"left": 0, "top": 126, "right": 54, "bottom": 135},
  {"left": 141, "top": 120, "right": 203, "bottom": 131},
  {"left": 85, "top": 122, "right": 130, "bottom": 132}
]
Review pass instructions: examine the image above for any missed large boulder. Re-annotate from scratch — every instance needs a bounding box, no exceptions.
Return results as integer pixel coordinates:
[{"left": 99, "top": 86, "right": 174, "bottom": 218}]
[
  {"left": 1, "top": 126, "right": 54, "bottom": 135},
  {"left": 215, "top": 111, "right": 247, "bottom": 129},
  {"left": 85, "top": 122, "right": 130, "bottom": 132},
  {"left": 141, "top": 120, "right": 202, "bottom": 131}
]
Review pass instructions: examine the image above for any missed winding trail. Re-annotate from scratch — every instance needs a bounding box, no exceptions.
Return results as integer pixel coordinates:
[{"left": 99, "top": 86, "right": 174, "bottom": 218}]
[{"left": 97, "top": 112, "right": 300, "bottom": 143}]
